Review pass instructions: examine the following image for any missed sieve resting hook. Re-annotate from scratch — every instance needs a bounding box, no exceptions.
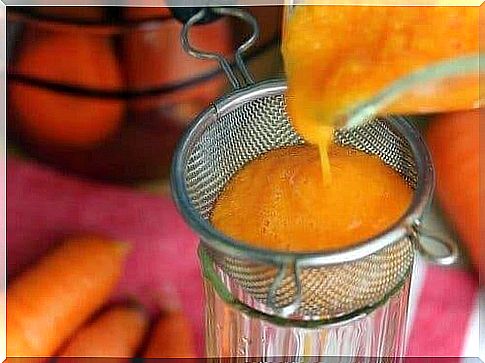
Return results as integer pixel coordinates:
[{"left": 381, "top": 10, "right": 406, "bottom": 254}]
[
  {"left": 181, "top": 7, "right": 259, "bottom": 90},
  {"left": 267, "top": 262, "right": 302, "bottom": 317},
  {"left": 410, "top": 221, "right": 459, "bottom": 266}
]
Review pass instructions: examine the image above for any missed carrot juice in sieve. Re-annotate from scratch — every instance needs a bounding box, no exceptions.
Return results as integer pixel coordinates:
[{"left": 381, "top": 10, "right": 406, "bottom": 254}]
[{"left": 211, "top": 144, "right": 412, "bottom": 252}]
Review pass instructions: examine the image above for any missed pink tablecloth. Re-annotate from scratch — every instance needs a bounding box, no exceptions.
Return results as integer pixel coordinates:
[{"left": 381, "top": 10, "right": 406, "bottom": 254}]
[{"left": 6, "top": 157, "right": 481, "bottom": 358}]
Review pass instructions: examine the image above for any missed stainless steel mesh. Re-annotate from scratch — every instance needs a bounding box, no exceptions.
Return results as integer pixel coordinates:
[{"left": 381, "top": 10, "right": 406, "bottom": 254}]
[{"left": 174, "top": 81, "right": 431, "bottom": 321}]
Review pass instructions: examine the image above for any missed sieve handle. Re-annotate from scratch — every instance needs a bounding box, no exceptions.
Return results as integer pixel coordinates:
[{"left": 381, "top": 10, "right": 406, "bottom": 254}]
[
  {"left": 169, "top": 6, "right": 221, "bottom": 25},
  {"left": 180, "top": 7, "right": 259, "bottom": 90},
  {"left": 411, "top": 222, "right": 460, "bottom": 266}
]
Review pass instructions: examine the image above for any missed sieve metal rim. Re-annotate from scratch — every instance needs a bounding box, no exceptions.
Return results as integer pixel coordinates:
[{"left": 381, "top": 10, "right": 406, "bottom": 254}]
[{"left": 171, "top": 78, "right": 435, "bottom": 267}]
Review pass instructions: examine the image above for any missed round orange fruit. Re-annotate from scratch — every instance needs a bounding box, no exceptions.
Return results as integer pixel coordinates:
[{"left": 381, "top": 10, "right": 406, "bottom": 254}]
[{"left": 10, "top": 31, "right": 124, "bottom": 147}]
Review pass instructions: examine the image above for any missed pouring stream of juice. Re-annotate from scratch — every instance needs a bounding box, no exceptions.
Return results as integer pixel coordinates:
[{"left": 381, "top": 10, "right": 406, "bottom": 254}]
[{"left": 282, "top": 5, "right": 480, "bottom": 182}]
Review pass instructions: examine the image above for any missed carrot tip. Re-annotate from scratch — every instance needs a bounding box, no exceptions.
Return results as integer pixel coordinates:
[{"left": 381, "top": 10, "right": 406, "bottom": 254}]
[
  {"left": 65, "top": 234, "right": 132, "bottom": 252},
  {"left": 113, "top": 240, "right": 132, "bottom": 255}
]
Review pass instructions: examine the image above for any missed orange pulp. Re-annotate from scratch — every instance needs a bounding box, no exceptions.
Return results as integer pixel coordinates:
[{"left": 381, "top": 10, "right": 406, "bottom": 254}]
[{"left": 211, "top": 144, "right": 412, "bottom": 252}]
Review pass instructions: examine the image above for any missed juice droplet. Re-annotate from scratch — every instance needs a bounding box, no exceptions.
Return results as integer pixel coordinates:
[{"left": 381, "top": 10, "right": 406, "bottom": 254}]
[
  {"left": 318, "top": 125, "right": 334, "bottom": 186},
  {"left": 319, "top": 142, "right": 331, "bottom": 187}
]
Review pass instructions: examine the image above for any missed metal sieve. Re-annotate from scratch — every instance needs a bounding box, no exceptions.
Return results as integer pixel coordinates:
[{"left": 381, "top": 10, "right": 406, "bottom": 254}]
[{"left": 171, "top": 7, "right": 458, "bottom": 323}]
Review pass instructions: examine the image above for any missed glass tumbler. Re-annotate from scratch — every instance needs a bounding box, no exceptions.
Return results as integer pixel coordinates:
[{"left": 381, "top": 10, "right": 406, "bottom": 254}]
[{"left": 171, "top": 6, "right": 458, "bottom": 361}]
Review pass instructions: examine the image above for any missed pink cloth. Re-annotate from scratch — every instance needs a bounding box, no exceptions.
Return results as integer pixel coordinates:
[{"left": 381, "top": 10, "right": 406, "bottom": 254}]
[
  {"left": 407, "top": 266, "right": 478, "bottom": 357},
  {"left": 7, "top": 157, "right": 480, "bottom": 358}
]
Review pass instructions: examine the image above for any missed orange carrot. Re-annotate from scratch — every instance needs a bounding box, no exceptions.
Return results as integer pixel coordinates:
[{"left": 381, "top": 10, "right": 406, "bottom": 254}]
[
  {"left": 426, "top": 110, "right": 480, "bottom": 275},
  {"left": 143, "top": 310, "right": 196, "bottom": 358},
  {"left": 60, "top": 305, "right": 148, "bottom": 357},
  {"left": 7, "top": 236, "right": 130, "bottom": 357}
]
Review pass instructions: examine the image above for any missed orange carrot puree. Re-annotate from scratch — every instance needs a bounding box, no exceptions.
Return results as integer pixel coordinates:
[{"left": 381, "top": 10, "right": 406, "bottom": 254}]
[
  {"left": 282, "top": 5, "right": 478, "bottom": 181},
  {"left": 211, "top": 145, "right": 412, "bottom": 252},
  {"left": 283, "top": 5, "right": 478, "bottom": 140}
]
